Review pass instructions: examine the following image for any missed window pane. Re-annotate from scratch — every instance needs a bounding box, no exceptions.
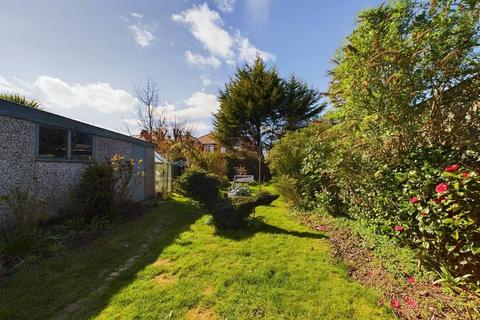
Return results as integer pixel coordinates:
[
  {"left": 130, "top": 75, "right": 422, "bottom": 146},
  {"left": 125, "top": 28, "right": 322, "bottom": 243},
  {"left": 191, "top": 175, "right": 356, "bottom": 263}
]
[
  {"left": 39, "top": 126, "right": 68, "bottom": 159},
  {"left": 71, "top": 131, "right": 93, "bottom": 160}
]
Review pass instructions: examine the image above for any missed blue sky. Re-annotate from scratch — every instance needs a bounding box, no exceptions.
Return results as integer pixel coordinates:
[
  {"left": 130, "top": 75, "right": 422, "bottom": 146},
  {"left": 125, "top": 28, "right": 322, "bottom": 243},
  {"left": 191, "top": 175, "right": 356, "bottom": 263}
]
[{"left": 0, "top": 0, "right": 382, "bottom": 136}]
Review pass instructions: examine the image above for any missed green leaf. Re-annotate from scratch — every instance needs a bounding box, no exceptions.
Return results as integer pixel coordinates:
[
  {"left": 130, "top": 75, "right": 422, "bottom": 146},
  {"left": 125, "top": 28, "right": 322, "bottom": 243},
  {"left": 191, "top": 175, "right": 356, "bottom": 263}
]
[{"left": 452, "top": 230, "right": 459, "bottom": 240}]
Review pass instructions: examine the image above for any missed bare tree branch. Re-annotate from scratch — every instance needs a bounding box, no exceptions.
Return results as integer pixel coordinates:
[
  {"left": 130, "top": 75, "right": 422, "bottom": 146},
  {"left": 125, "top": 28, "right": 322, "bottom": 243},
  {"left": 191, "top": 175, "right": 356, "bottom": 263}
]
[{"left": 134, "top": 77, "right": 160, "bottom": 135}]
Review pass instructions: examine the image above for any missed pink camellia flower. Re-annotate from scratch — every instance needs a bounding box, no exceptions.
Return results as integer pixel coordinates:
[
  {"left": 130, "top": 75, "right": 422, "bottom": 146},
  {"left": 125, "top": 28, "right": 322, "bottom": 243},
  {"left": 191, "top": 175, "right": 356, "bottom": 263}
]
[
  {"left": 435, "top": 183, "right": 448, "bottom": 194},
  {"left": 390, "top": 298, "right": 401, "bottom": 309},
  {"left": 445, "top": 164, "right": 460, "bottom": 172},
  {"left": 394, "top": 225, "right": 405, "bottom": 232},
  {"left": 409, "top": 196, "right": 419, "bottom": 204},
  {"left": 406, "top": 276, "right": 416, "bottom": 284},
  {"left": 404, "top": 297, "right": 417, "bottom": 309}
]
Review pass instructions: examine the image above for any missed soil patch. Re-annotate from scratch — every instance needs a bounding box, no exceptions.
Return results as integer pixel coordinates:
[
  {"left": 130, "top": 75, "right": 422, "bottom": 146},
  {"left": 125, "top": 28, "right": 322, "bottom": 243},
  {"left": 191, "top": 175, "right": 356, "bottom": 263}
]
[{"left": 185, "top": 306, "right": 217, "bottom": 320}]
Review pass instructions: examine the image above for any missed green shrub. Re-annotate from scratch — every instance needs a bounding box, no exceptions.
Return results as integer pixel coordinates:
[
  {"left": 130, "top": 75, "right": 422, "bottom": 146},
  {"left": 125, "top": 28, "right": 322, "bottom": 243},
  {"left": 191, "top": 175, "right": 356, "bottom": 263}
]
[
  {"left": 175, "top": 168, "right": 221, "bottom": 205},
  {"left": 72, "top": 162, "right": 115, "bottom": 219},
  {"left": 72, "top": 154, "right": 143, "bottom": 220},
  {"left": 0, "top": 186, "right": 48, "bottom": 256},
  {"left": 189, "top": 152, "right": 229, "bottom": 185},
  {"left": 211, "top": 193, "right": 278, "bottom": 230},
  {"left": 387, "top": 148, "right": 480, "bottom": 283},
  {"left": 273, "top": 176, "right": 299, "bottom": 206}
]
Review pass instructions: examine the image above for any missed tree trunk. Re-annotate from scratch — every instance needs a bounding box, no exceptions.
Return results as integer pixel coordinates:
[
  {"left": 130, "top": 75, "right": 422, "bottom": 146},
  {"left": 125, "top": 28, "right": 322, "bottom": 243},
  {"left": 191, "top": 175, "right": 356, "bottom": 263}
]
[
  {"left": 256, "top": 125, "right": 262, "bottom": 184},
  {"left": 258, "top": 144, "right": 262, "bottom": 184}
]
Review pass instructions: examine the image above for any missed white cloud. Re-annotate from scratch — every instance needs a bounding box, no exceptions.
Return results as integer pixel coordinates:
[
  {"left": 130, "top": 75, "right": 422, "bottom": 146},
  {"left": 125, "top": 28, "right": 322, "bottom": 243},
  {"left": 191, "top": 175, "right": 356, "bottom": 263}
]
[
  {"left": 190, "top": 120, "right": 211, "bottom": 134},
  {"left": 235, "top": 33, "right": 275, "bottom": 64},
  {"left": 245, "top": 0, "right": 271, "bottom": 27},
  {"left": 175, "top": 91, "right": 219, "bottom": 119},
  {"left": 127, "top": 25, "right": 155, "bottom": 48},
  {"left": 213, "top": 0, "right": 235, "bottom": 13},
  {"left": 172, "top": 3, "right": 234, "bottom": 59},
  {"left": 118, "top": 15, "right": 130, "bottom": 23},
  {"left": 131, "top": 12, "right": 143, "bottom": 19},
  {"left": 185, "top": 50, "right": 221, "bottom": 69},
  {"left": 119, "top": 12, "right": 156, "bottom": 48},
  {"left": 201, "top": 75, "right": 212, "bottom": 86},
  {"left": 157, "top": 92, "right": 219, "bottom": 121},
  {"left": 172, "top": 3, "right": 274, "bottom": 67},
  {"left": 34, "top": 76, "right": 137, "bottom": 114},
  {"left": 0, "top": 76, "right": 30, "bottom": 95}
]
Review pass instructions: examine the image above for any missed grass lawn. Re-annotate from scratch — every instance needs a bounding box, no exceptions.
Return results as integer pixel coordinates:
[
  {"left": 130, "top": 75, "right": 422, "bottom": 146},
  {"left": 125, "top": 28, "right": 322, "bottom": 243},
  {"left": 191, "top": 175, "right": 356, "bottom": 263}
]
[{"left": 0, "top": 195, "right": 393, "bottom": 320}]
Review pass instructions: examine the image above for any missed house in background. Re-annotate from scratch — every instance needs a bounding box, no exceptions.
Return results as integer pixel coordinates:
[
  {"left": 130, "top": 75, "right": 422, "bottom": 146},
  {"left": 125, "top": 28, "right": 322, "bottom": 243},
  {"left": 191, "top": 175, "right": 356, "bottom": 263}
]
[
  {"left": 197, "top": 132, "right": 226, "bottom": 153},
  {"left": 0, "top": 99, "right": 156, "bottom": 227}
]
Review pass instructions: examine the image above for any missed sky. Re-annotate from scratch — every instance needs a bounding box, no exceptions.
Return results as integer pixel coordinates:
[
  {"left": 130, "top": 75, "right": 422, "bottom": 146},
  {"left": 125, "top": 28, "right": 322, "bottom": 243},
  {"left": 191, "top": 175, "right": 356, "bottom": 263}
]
[{"left": 0, "top": 0, "right": 383, "bottom": 136}]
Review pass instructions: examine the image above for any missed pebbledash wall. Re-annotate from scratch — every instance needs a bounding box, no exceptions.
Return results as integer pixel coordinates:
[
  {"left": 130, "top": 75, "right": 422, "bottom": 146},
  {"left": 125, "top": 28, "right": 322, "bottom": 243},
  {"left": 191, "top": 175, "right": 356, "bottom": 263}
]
[{"left": 0, "top": 99, "right": 155, "bottom": 226}]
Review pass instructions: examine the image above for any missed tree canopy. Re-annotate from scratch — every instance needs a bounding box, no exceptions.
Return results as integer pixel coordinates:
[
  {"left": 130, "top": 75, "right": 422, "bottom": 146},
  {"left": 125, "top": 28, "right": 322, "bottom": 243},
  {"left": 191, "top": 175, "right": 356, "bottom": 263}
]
[
  {"left": 214, "top": 58, "right": 324, "bottom": 180},
  {"left": 328, "top": 0, "right": 480, "bottom": 151}
]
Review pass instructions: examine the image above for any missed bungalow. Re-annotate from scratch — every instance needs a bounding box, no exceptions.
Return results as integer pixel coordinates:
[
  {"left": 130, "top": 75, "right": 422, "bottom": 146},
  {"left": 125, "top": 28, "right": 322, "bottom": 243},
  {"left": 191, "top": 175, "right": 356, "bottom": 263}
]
[
  {"left": 0, "top": 99, "right": 156, "bottom": 226},
  {"left": 197, "top": 132, "right": 226, "bottom": 153}
]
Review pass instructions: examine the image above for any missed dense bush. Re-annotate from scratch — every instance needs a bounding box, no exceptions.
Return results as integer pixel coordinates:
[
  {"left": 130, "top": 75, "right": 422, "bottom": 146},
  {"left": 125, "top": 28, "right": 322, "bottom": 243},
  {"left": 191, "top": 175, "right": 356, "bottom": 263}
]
[
  {"left": 175, "top": 168, "right": 221, "bottom": 205},
  {"left": 211, "top": 193, "right": 278, "bottom": 230},
  {"left": 267, "top": 0, "right": 480, "bottom": 286},
  {"left": 388, "top": 148, "right": 480, "bottom": 281},
  {"left": 72, "top": 163, "right": 115, "bottom": 219},
  {"left": 189, "top": 152, "right": 229, "bottom": 186},
  {"left": 72, "top": 154, "right": 143, "bottom": 219}
]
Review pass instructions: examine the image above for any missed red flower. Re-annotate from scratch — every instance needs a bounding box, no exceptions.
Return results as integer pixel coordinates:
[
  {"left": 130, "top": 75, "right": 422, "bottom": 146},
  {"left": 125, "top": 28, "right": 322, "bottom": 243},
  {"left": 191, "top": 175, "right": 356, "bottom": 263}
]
[
  {"left": 394, "top": 225, "right": 405, "bottom": 232},
  {"left": 409, "top": 196, "right": 419, "bottom": 204},
  {"left": 390, "top": 298, "right": 401, "bottom": 309},
  {"left": 445, "top": 164, "right": 460, "bottom": 172},
  {"left": 462, "top": 172, "right": 469, "bottom": 178},
  {"left": 406, "top": 276, "right": 416, "bottom": 284},
  {"left": 404, "top": 297, "right": 417, "bottom": 309},
  {"left": 435, "top": 183, "right": 448, "bottom": 194},
  {"left": 434, "top": 195, "right": 446, "bottom": 204}
]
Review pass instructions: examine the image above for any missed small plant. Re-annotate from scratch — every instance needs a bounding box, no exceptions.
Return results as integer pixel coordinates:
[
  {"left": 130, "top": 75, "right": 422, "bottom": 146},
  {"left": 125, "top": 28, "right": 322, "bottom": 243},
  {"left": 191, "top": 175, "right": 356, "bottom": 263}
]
[
  {"left": 174, "top": 168, "right": 221, "bottom": 205},
  {"left": 274, "top": 175, "right": 302, "bottom": 207},
  {"left": 0, "top": 93, "right": 41, "bottom": 109},
  {"left": 0, "top": 186, "right": 48, "bottom": 256},
  {"left": 111, "top": 154, "right": 144, "bottom": 206},
  {"left": 44, "top": 215, "right": 86, "bottom": 246},
  {"left": 234, "top": 165, "right": 248, "bottom": 176}
]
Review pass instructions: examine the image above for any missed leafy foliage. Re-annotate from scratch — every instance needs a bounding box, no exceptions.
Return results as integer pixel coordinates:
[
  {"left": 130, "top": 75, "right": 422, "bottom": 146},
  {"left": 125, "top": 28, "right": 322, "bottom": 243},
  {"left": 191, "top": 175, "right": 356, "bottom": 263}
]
[
  {"left": 188, "top": 152, "right": 228, "bottom": 185},
  {"left": 0, "top": 186, "right": 48, "bottom": 256},
  {"left": 174, "top": 168, "right": 221, "bottom": 205},
  {"left": 0, "top": 93, "right": 41, "bottom": 109},
  {"left": 390, "top": 148, "right": 480, "bottom": 282},
  {"left": 215, "top": 58, "right": 324, "bottom": 181},
  {"left": 72, "top": 154, "right": 144, "bottom": 219},
  {"left": 72, "top": 162, "right": 116, "bottom": 219},
  {"left": 211, "top": 192, "right": 278, "bottom": 230},
  {"left": 269, "top": 0, "right": 480, "bottom": 286}
]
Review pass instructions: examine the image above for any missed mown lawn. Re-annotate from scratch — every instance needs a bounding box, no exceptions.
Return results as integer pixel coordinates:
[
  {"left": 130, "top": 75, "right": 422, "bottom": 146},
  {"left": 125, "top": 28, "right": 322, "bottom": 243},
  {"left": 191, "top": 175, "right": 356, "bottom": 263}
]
[{"left": 0, "top": 195, "right": 393, "bottom": 320}]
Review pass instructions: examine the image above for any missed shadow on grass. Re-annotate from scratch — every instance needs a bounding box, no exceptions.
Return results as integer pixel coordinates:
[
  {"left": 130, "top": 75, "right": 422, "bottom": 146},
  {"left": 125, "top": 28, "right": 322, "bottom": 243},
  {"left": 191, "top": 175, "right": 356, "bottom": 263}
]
[
  {"left": 0, "top": 198, "right": 204, "bottom": 320},
  {"left": 215, "top": 217, "right": 329, "bottom": 241}
]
